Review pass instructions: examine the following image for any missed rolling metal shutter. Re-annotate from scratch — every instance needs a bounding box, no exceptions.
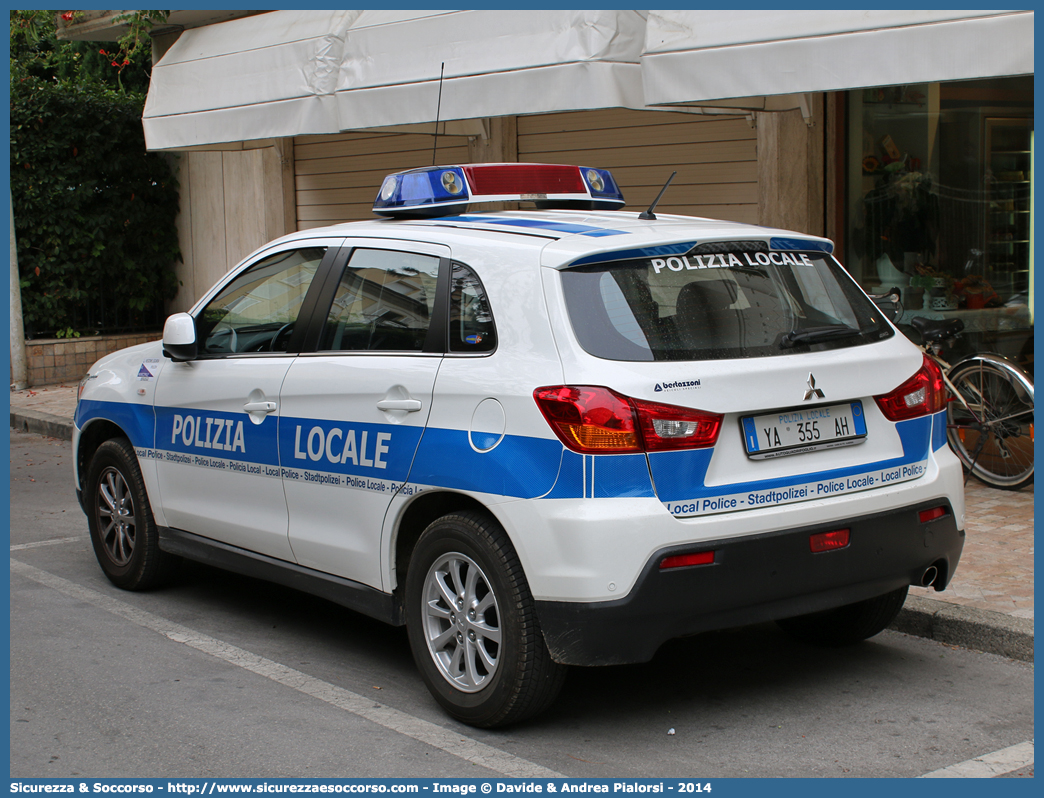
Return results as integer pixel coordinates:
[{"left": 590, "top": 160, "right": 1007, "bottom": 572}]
[
  {"left": 518, "top": 109, "right": 759, "bottom": 224},
  {"left": 294, "top": 130, "right": 472, "bottom": 229},
  {"left": 296, "top": 109, "right": 758, "bottom": 228}
]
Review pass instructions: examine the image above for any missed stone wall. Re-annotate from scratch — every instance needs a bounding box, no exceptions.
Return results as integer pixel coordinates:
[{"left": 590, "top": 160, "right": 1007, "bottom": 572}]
[{"left": 22, "top": 332, "right": 160, "bottom": 387}]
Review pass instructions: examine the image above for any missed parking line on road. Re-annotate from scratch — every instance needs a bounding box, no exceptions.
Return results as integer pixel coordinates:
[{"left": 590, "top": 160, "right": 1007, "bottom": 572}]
[
  {"left": 10, "top": 536, "right": 83, "bottom": 551},
  {"left": 918, "top": 740, "right": 1034, "bottom": 778},
  {"left": 10, "top": 558, "right": 565, "bottom": 779}
]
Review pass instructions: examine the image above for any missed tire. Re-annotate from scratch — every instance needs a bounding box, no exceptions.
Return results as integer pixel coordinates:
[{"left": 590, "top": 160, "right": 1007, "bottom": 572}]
[
  {"left": 946, "top": 359, "right": 1034, "bottom": 490},
  {"left": 776, "top": 586, "right": 909, "bottom": 647},
  {"left": 404, "top": 511, "right": 566, "bottom": 728},
  {"left": 85, "top": 438, "right": 177, "bottom": 590}
]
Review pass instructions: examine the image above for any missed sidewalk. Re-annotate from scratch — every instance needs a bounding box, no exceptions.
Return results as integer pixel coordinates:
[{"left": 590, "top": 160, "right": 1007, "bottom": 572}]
[{"left": 10, "top": 382, "right": 1034, "bottom": 661}]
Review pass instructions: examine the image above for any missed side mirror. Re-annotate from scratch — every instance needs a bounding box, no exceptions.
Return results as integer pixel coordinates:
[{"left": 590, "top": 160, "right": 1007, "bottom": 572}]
[{"left": 162, "top": 313, "right": 198, "bottom": 362}]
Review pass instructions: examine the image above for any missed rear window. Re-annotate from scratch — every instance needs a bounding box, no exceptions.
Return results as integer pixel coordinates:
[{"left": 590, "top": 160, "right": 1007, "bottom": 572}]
[{"left": 560, "top": 245, "right": 893, "bottom": 361}]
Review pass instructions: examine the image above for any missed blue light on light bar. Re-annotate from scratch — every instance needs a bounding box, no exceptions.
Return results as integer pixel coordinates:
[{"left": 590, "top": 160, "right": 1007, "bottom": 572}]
[
  {"left": 581, "top": 168, "right": 620, "bottom": 200},
  {"left": 374, "top": 167, "right": 470, "bottom": 215}
]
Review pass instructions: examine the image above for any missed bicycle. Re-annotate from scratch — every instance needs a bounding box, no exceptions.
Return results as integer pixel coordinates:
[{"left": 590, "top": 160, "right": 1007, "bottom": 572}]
[{"left": 872, "top": 288, "right": 1034, "bottom": 490}]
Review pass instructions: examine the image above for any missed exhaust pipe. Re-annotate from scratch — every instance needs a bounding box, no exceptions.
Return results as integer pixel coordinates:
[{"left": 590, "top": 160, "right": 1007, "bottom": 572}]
[{"left": 920, "top": 565, "right": 939, "bottom": 587}]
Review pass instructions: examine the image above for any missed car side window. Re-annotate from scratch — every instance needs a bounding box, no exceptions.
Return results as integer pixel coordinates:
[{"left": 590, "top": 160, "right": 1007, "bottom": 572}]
[
  {"left": 319, "top": 248, "right": 441, "bottom": 352},
  {"left": 448, "top": 263, "right": 497, "bottom": 353},
  {"left": 196, "top": 247, "right": 326, "bottom": 355}
]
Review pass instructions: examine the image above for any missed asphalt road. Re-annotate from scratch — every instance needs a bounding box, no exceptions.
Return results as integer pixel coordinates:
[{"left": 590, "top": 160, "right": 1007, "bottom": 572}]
[{"left": 9, "top": 430, "right": 1034, "bottom": 779}]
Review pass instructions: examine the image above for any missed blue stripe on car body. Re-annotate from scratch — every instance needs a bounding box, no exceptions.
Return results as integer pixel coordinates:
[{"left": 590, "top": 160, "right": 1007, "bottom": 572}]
[
  {"left": 769, "top": 236, "right": 834, "bottom": 253},
  {"left": 75, "top": 399, "right": 155, "bottom": 450},
  {"left": 408, "top": 427, "right": 564, "bottom": 499},
  {"left": 442, "top": 216, "right": 629, "bottom": 237},
  {"left": 932, "top": 411, "right": 947, "bottom": 451},
  {"left": 568, "top": 242, "right": 703, "bottom": 267},
  {"left": 79, "top": 401, "right": 945, "bottom": 509}
]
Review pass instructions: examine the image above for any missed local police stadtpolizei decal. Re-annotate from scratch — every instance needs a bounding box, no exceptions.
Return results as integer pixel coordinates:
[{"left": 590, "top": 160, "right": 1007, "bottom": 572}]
[
  {"left": 137, "top": 364, "right": 154, "bottom": 381},
  {"left": 654, "top": 379, "right": 701, "bottom": 393},
  {"left": 664, "top": 459, "right": 928, "bottom": 517}
]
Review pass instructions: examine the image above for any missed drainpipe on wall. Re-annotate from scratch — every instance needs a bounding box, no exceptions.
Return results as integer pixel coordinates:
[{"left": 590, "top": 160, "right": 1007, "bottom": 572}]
[{"left": 10, "top": 197, "right": 28, "bottom": 390}]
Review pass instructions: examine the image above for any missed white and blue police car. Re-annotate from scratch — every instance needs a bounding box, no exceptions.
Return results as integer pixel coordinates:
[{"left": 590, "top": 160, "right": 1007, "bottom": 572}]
[{"left": 74, "top": 163, "right": 965, "bottom": 727}]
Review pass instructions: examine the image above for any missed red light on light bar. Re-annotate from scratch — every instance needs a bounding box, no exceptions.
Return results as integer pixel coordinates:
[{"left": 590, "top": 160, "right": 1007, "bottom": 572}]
[
  {"left": 918, "top": 506, "right": 949, "bottom": 523},
  {"left": 659, "top": 551, "right": 715, "bottom": 570},
  {"left": 462, "top": 164, "right": 586, "bottom": 196},
  {"left": 809, "top": 528, "right": 850, "bottom": 553}
]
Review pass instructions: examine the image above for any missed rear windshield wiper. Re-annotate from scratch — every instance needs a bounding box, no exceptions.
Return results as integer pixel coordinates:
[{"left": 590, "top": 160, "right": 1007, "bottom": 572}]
[{"left": 780, "top": 324, "right": 862, "bottom": 349}]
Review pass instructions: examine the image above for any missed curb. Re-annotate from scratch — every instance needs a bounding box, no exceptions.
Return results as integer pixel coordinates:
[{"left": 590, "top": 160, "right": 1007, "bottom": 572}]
[
  {"left": 9, "top": 412, "right": 1035, "bottom": 662},
  {"left": 891, "top": 594, "right": 1034, "bottom": 662},
  {"left": 10, "top": 408, "right": 73, "bottom": 442}
]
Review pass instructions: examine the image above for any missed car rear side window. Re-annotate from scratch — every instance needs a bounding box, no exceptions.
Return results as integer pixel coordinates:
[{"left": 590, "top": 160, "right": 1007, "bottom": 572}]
[
  {"left": 560, "top": 247, "right": 892, "bottom": 362},
  {"left": 319, "top": 248, "right": 441, "bottom": 352},
  {"left": 448, "top": 263, "right": 496, "bottom": 353}
]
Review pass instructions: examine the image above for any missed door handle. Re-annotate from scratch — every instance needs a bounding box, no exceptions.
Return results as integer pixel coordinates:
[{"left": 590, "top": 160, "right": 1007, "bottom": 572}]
[
  {"left": 376, "top": 399, "right": 422, "bottom": 412},
  {"left": 243, "top": 401, "right": 277, "bottom": 414}
]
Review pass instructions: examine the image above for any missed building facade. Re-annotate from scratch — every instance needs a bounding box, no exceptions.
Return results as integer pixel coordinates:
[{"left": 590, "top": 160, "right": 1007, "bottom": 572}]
[{"left": 58, "top": 9, "right": 1034, "bottom": 367}]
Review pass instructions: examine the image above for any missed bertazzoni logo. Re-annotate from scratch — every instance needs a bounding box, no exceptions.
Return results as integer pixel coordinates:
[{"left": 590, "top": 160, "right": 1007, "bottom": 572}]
[{"left": 654, "top": 379, "right": 701, "bottom": 392}]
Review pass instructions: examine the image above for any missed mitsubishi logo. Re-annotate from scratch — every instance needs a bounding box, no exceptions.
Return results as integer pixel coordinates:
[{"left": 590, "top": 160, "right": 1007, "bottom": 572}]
[{"left": 804, "top": 373, "right": 825, "bottom": 401}]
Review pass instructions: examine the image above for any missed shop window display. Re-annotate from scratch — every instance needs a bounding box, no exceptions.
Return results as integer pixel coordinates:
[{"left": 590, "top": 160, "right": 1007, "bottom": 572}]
[{"left": 845, "top": 77, "right": 1033, "bottom": 372}]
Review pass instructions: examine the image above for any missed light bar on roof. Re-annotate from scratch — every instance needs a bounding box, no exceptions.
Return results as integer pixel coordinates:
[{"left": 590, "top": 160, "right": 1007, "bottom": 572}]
[{"left": 372, "top": 163, "right": 625, "bottom": 217}]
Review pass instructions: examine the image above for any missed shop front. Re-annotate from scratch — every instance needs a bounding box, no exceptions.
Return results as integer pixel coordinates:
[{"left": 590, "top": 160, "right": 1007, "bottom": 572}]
[
  {"left": 641, "top": 10, "right": 1034, "bottom": 370},
  {"left": 843, "top": 76, "right": 1033, "bottom": 371}
]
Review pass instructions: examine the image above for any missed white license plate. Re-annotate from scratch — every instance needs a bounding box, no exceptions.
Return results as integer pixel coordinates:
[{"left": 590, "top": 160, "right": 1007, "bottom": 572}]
[{"left": 741, "top": 401, "right": 867, "bottom": 460}]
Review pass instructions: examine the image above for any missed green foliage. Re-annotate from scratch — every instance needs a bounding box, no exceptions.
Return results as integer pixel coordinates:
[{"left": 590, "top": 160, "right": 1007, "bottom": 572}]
[
  {"left": 109, "top": 10, "right": 169, "bottom": 91},
  {"left": 10, "top": 9, "right": 155, "bottom": 94},
  {"left": 10, "top": 10, "right": 180, "bottom": 337},
  {"left": 11, "top": 76, "right": 181, "bottom": 337}
]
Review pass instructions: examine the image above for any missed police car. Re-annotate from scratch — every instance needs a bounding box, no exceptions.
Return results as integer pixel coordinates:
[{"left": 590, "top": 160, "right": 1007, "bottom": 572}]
[{"left": 74, "top": 163, "right": 965, "bottom": 727}]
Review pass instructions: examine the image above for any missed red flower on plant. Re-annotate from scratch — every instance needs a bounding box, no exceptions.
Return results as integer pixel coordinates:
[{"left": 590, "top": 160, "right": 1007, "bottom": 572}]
[
  {"left": 61, "top": 12, "right": 74, "bottom": 22},
  {"left": 99, "top": 49, "right": 107, "bottom": 55}
]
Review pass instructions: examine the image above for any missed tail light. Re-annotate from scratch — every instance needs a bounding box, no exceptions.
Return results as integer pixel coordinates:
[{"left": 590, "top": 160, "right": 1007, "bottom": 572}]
[
  {"left": 633, "top": 396, "right": 723, "bottom": 451},
  {"left": 533, "top": 386, "right": 722, "bottom": 454},
  {"left": 874, "top": 355, "right": 947, "bottom": 421}
]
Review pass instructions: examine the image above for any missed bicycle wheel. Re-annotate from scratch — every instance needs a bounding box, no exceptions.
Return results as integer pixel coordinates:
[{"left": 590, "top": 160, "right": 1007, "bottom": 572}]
[{"left": 946, "top": 358, "right": 1034, "bottom": 490}]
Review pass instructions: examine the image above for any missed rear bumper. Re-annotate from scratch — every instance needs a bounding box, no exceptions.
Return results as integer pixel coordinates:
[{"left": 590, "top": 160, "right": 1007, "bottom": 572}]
[{"left": 535, "top": 498, "right": 963, "bottom": 666}]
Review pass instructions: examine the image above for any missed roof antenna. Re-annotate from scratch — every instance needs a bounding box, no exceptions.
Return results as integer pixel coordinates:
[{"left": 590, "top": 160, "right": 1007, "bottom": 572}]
[
  {"left": 639, "top": 171, "right": 677, "bottom": 221},
  {"left": 432, "top": 62, "right": 445, "bottom": 166}
]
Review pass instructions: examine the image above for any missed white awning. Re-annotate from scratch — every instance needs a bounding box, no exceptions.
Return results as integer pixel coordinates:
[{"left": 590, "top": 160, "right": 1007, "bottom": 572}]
[
  {"left": 641, "top": 10, "right": 1034, "bottom": 107},
  {"left": 142, "top": 10, "right": 462, "bottom": 150},
  {"left": 144, "top": 9, "right": 1034, "bottom": 151},
  {"left": 144, "top": 10, "right": 351, "bottom": 149},
  {"left": 143, "top": 9, "right": 648, "bottom": 151},
  {"left": 333, "top": 10, "right": 647, "bottom": 129}
]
